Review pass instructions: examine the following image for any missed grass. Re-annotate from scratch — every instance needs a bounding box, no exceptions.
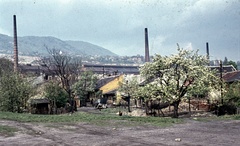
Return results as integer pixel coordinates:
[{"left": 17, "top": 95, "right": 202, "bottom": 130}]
[
  {"left": 233, "top": 115, "right": 240, "bottom": 120},
  {"left": 1, "top": 109, "right": 238, "bottom": 128},
  {"left": 0, "top": 109, "right": 182, "bottom": 127},
  {"left": 218, "top": 114, "right": 240, "bottom": 120},
  {"left": 191, "top": 114, "right": 240, "bottom": 122},
  {"left": 0, "top": 125, "right": 19, "bottom": 137}
]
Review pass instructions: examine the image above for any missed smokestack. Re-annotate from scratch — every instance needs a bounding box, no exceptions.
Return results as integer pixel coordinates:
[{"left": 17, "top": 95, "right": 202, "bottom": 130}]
[
  {"left": 206, "top": 42, "right": 209, "bottom": 60},
  {"left": 13, "top": 15, "right": 18, "bottom": 72},
  {"left": 206, "top": 42, "right": 209, "bottom": 65},
  {"left": 144, "top": 28, "right": 150, "bottom": 62}
]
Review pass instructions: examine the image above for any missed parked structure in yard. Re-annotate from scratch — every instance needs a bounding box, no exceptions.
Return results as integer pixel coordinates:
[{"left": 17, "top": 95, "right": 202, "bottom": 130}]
[{"left": 29, "top": 98, "right": 49, "bottom": 114}]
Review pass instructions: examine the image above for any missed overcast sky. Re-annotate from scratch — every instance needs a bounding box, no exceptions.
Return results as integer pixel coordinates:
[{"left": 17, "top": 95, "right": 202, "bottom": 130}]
[{"left": 0, "top": 0, "right": 239, "bottom": 61}]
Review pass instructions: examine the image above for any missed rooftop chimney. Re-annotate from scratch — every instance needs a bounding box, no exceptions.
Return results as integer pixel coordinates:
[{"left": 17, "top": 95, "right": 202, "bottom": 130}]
[
  {"left": 13, "top": 15, "right": 18, "bottom": 72},
  {"left": 144, "top": 28, "right": 150, "bottom": 62}
]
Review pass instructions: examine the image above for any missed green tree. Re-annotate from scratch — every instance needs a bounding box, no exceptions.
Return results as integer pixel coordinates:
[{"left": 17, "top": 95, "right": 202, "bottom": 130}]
[
  {"left": 187, "top": 81, "right": 210, "bottom": 111},
  {"left": 224, "top": 82, "right": 240, "bottom": 107},
  {"left": 223, "top": 57, "right": 237, "bottom": 70},
  {"left": 227, "top": 60, "right": 238, "bottom": 70},
  {"left": 118, "top": 77, "right": 140, "bottom": 98},
  {"left": 44, "top": 81, "right": 68, "bottom": 114},
  {"left": 72, "top": 71, "right": 98, "bottom": 103},
  {"left": 140, "top": 45, "right": 220, "bottom": 118},
  {"left": 223, "top": 57, "right": 228, "bottom": 65},
  {"left": 118, "top": 77, "right": 140, "bottom": 112},
  {"left": 0, "top": 58, "right": 13, "bottom": 76},
  {"left": 0, "top": 72, "right": 32, "bottom": 112}
]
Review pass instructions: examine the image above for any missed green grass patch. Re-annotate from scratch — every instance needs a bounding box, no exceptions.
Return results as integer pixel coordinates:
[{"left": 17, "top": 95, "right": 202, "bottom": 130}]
[
  {"left": 0, "top": 110, "right": 182, "bottom": 127},
  {"left": 233, "top": 115, "right": 240, "bottom": 120},
  {"left": 191, "top": 116, "right": 216, "bottom": 122},
  {"left": 101, "top": 107, "right": 121, "bottom": 114},
  {"left": 191, "top": 114, "right": 240, "bottom": 122},
  {"left": 0, "top": 125, "right": 19, "bottom": 137},
  {"left": 218, "top": 114, "right": 240, "bottom": 120}
]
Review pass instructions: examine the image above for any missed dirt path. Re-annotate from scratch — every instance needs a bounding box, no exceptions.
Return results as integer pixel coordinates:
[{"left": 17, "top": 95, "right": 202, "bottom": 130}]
[{"left": 0, "top": 118, "right": 240, "bottom": 146}]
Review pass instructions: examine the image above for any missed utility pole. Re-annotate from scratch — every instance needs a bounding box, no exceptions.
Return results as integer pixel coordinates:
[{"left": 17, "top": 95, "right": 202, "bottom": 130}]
[{"left": 220, "top": 60, "right": 223, "bottom": 104}]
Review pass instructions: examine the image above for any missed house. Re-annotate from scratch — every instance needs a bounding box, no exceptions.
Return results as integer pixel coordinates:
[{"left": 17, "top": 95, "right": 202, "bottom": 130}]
[
  {"left": 209, "top": 65, "right": 237, "bottom": 74},
  {"left": 222, "top": 70, "right": 240, "bottom": 83},
  {"left": 95, "top": 75, "right": 123, "bottom": 106},
  {"left": 208, "top": 64, "right": 240, "bottom": 83},
  {"left": 19, "top": 63, "right": 141, "bottom": 109},
  {"left": 99, "top": 75, "right": 123, "bottom": 96},
  {"left": 30, "top": 98, "right": 49, "bottom": 114}
]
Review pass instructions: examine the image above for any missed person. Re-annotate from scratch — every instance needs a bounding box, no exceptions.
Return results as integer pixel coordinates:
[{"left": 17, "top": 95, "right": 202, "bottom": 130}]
[{"left": 90, "top": 99, "right": 93, "bottom": 106}]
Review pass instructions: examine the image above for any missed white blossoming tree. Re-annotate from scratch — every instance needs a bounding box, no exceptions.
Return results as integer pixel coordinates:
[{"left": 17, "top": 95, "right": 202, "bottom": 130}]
[{"left": 140, "top": 45, "right": 220, "bottom": 118}]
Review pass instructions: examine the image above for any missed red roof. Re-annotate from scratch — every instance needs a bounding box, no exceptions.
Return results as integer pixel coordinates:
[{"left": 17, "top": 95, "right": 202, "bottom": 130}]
[{"left": 222, "top": 71, "right": 240, "bottom": 83}]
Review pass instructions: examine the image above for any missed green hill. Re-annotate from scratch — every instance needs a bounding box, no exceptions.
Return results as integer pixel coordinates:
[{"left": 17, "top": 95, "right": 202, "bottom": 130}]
[{"left": 0, "top": 34, "right": 117, "bottom": 56}]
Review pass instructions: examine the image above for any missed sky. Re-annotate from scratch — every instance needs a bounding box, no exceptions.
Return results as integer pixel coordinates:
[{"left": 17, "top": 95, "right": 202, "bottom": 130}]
[{"left": 0, "top": 0, "right": 240, "bottom": 61}]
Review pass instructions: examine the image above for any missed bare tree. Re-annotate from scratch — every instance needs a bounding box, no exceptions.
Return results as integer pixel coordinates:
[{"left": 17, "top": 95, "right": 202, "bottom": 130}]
[{"left": 42, "top": 47, "right": 82, "bottom": 112}]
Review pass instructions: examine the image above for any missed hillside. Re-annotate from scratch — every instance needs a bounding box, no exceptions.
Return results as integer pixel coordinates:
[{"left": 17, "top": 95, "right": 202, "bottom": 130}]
[
  {"left": 65, "top": 40, "right": 116, "bottom": 56},
  {"left": 0, "top": 34, "right": 117, "bottom": 56}
]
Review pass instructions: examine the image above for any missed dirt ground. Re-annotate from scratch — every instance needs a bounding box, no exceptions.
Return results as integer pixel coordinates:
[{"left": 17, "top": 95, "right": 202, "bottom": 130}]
[{"left": 0, "top": 112, "right": 240, "bottom": 146}]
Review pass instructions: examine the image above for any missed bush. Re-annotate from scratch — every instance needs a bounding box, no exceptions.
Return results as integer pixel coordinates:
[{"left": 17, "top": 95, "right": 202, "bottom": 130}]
[
  {"left": 216, "top": 104, "right": 237, "bottom": 116},
  {"left": 224, "top": 82, "right": 240, "bottom": 107}
]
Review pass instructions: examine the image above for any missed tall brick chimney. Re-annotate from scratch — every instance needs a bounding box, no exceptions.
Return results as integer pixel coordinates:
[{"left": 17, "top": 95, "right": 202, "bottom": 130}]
[
  {"left": 206, "top": 42, "right": 209, "bottom": 60},
  {"left": 144, "top": 28, "right": 150, "bottom": 62},
  {"left": 206, "top": 42, "right": 209, "bottom": 65},
  {"left": 13, "top": 15, "right": 18, "bottom": 72}
]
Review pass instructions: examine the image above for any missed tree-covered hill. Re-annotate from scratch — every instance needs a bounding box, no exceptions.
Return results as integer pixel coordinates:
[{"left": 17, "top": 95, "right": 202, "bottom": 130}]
[{"left": 0, "top": 33, "right": 117, "bottom": 56}]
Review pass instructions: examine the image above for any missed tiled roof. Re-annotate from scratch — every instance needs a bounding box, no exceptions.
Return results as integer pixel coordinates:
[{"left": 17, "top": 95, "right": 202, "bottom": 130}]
[
  {"left": 99, "top": 75, "right": 123, "bottom": 94},
  {"left": 222, "top": 71, "right": 240, "bottom": 83},
  {"left": 95, "top": 76, "right": 119, "bottom": 89}
]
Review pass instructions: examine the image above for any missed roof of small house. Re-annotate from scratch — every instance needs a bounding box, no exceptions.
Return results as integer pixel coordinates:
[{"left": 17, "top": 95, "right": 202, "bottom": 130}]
[
  {"left": 98, "top": 75, "right": 123, "bottom": 94},
  {"left": 209, "top": 65, "right": 237, "bottom": 73},
  {"left": 95, "top": 76, "right": 120, "bottom": 89},
  {"left": 222, "top": 70, "right": 240, "bottom": 83},
  {"left": 30, "top": 98, "right": 49, "bottom": 104}
]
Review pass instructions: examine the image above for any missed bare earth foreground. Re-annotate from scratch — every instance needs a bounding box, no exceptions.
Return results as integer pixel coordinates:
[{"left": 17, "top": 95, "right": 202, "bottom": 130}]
[{"left": 0, "top": 117, "right": 239, "bottom": 146}]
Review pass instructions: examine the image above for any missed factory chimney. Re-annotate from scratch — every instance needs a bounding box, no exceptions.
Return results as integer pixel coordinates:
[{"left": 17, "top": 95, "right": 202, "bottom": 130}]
[
  {"left": 206, "top": 42, "right": 209, "bottom": 60},
  {"left": 144, "top": 28, "right": 150, "bottom": 62},
  {"left": 13, "top": 15, "right": 18, "bottom": 72},
  {"left": 206, "top": 42, "right": 210, "bottom": 65}
]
